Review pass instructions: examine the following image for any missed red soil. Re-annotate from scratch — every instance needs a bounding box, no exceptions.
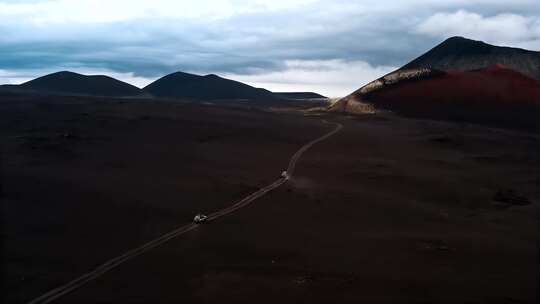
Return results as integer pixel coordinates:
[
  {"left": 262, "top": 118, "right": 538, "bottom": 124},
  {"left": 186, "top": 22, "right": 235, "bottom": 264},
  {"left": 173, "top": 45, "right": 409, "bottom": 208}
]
[
  {"left": 365, "top": 65, "right": 540, "bottom": 130},
  {"left": 371, "top": 65, "right": 540, "bottom": 106}
]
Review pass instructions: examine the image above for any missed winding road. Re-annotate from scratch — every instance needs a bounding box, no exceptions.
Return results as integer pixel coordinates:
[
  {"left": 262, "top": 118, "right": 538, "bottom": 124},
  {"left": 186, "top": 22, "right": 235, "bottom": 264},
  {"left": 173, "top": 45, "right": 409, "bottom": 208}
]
[{"left": 27, "top": 120, "right": 343, "bottom": 304}]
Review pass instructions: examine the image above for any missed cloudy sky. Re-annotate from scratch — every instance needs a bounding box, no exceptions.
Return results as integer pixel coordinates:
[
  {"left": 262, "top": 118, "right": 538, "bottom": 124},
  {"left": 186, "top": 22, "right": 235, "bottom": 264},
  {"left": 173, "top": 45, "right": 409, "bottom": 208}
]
[{"left": 1, "top": 0, "right": 539, "bottom": 96}]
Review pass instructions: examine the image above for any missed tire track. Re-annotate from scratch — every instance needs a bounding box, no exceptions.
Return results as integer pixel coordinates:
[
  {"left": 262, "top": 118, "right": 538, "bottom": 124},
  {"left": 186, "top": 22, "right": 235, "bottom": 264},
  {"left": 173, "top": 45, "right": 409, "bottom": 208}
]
[{"left": 27, "top": 120, "right": 342, "bottom": 304}]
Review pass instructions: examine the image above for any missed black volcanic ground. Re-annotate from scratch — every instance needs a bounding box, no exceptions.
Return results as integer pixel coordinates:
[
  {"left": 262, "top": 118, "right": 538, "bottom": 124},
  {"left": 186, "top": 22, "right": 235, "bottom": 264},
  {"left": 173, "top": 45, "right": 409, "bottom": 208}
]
[{"left": 2, "top": 95, "right": 538, "bottom": 303}]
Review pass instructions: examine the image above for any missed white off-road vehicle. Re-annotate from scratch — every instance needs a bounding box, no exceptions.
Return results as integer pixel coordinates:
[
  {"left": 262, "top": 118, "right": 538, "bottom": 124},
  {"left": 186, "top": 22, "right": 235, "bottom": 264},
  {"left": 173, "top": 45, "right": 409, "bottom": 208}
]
[
  {"left": 193, "top": 213, "right": 208, "bottom": 224},
  {"left": 281, "top": 170, "right": 289, "bottom": 179}
]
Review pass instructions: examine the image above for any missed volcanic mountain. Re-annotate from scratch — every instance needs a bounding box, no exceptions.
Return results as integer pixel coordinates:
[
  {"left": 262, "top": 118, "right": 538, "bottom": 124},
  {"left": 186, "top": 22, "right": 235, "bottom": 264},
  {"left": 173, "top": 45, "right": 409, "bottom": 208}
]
[
  {"left": 402, "top": 36, "right": 540, "bottom": 79},
  {"left": 333, "top": 65, "right": 540, "bottom": 130},
  {"left": 1, "top": 71, "right": 144, "bottom": 97},
  {"left": 330, "top": 37, "right": 540, "bottom": 130},
  {"left": 143, "top": 71, "right": 278, "bottom": 101}
]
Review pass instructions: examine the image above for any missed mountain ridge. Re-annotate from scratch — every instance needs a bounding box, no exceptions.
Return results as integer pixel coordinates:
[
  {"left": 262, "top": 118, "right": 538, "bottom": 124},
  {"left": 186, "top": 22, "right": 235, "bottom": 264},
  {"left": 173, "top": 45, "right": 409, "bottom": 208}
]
[
  {"left": 143, "top": 71, "right": 278, "bottom": 101},
  {"left": 1, "top": 70, "right": 325, "bottom": 102},
  {"left": 8, "top": 71, "right": 145, "bottom": 97},
  {"left": 330, "top": 37, "right": 540, "bottom": 130}
]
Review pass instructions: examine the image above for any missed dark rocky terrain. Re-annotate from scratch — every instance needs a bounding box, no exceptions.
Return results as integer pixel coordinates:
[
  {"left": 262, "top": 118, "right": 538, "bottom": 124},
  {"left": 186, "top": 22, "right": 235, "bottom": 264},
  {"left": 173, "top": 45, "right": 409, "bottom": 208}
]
[
  {"left": 0, "top": 71, "right": 144, "bottom": 97},
  {"left": 143, "top": 71, "right": 279, "bottom": 101}
]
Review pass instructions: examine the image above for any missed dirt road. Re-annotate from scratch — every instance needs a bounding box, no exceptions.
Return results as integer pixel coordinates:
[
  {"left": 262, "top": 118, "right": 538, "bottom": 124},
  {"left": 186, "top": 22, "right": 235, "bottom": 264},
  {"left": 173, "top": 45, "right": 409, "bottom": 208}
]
[{"left": 27, "top": 120, "right": 343, "bottom": 304}]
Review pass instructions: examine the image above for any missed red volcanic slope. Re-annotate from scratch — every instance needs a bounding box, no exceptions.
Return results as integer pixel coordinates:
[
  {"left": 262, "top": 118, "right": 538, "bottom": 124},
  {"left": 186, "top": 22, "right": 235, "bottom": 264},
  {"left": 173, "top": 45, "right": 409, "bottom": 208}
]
[{"left": 369, "top": 65, "right": 540, "bottom": 107}]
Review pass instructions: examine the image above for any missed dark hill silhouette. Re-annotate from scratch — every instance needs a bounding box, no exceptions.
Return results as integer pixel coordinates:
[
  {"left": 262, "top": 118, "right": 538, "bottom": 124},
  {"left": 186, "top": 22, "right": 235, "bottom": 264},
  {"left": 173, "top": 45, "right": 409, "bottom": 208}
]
[
  {"left": 9, "top": 71, "right": 143, "bottom": 97},
  {"left": 274, "top": 92, "right": 327, "bottom": 99},
  {"left": 143, "top": 71, "right": 278, "bottom": 101},
  {"left": 402, "top": 36, "right": 540, "bottom": 79}
]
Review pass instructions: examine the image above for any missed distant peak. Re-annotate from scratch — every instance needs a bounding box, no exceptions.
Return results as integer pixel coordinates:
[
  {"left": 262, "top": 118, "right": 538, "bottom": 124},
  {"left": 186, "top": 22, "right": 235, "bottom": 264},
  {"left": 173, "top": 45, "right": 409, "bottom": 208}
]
[
  {"left": 170, "top": 71, "right": 197, "bottom": 76},
  {"left": 445, "top": 36, "right": 467, "bottom": 41},
  {"left": 439, "top": 36, "right": 489, "bottom": 48},
  {"left": 204, "top": 74, "right": 221, "bottom": 78},
  {"left": 52, "top": 71, "right": 80, "bottom": 76},
  {"left": 47, "top": 71, "right": 113, "bottom": 79},
  {"left": 445, "top": 36, "right": 472, "bottom": 41},
  {"left": 161, "top": 71, "right": 201, "bottom": 80}
]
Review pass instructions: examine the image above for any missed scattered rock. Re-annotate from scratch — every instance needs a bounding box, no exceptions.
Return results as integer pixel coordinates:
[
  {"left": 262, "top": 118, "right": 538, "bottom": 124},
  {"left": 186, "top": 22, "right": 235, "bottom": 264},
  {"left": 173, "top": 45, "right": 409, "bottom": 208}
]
[{"left": 493, "top": 189, "right": 531, "bottom": 206}]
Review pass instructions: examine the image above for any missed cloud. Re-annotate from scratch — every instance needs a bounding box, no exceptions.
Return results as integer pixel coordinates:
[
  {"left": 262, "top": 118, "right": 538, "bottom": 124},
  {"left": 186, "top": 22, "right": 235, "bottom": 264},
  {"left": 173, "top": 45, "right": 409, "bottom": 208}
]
[
  {"left": 0, "top": 0, "right": 319, "bottom": 24},
  {"left": 1, "top": 1, "right": 540, "bottom": 95},
  {"left": 222, "top": 60, "right": 397, "bottom": 97},
  {"left": 0, "top": 69, "right": 34, "bottom": 85},
  {"left": 416, "top": 10, "right": 540, "bottom": 49}
]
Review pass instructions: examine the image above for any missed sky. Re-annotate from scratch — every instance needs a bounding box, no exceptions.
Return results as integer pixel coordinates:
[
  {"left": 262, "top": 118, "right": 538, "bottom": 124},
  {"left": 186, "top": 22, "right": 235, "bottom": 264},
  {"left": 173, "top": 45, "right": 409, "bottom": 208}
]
[{"left": 1, "top": 0, "right": 539, "bottom": 96}]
